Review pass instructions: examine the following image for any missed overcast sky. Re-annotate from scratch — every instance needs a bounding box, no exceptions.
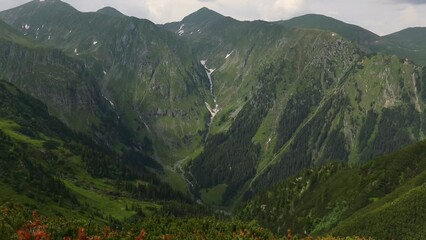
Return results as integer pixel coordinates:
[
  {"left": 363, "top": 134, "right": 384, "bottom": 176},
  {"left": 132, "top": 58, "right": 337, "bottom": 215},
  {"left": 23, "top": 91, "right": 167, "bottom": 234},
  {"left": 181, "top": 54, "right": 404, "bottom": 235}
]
[{"left": 1, "top": 0, "right": 426, "bottom": 35}]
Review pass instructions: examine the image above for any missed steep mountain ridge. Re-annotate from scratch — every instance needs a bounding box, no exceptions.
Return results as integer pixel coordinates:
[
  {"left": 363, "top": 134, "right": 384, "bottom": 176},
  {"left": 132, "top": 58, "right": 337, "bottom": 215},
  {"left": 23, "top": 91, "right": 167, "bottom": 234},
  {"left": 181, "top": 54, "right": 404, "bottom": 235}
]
[
  {"left": 0, "top": 1, "right": 213, "bottom": 167},
  {"left": 96, "top": 7, "right": 126, "bottom": 18},
  {"left": 277, "top": 14, "right": 381, "bottom": 47},
  {"left": 250, "top": 53, "right": 426, "bottom": 196},
  {"left": 163, "top": 8, "right": 426, "bottom": 206},
  {"left": 277, "top": 13, "right": 426, "bottom": 66}
]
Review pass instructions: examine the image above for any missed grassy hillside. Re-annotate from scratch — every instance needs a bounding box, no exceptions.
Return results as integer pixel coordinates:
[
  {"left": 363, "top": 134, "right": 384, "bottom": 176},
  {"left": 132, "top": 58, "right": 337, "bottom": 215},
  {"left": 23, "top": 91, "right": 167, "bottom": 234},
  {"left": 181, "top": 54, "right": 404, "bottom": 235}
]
[
  {"left": 276, "top": 14, "right": 426, "bottom": 66},
  {"left": 238, "top": 139, "right": 426, "bottom": 239},
  {"left": 277, "top": 14, "right": 381, "bottom": 48},
  {"left": 0, "top": 80, "right": 195, "bottom": 222},
  {"left": 383, "top": 27, "right": 426, "bottom": 66}
]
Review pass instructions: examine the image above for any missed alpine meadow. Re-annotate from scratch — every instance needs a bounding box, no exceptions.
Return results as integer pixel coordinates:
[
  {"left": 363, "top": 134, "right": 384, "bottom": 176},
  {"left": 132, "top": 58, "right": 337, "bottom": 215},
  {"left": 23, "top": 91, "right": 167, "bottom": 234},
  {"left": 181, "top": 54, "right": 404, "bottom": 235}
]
[{"left": 0, "top": 0, "right": 425, "bottom": 239}]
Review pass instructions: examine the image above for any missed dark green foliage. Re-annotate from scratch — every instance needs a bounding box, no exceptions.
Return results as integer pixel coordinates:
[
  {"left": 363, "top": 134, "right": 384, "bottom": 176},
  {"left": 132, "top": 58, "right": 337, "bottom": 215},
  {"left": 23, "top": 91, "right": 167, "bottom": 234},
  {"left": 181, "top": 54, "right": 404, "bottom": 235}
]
[
  {"left": 332, "top": 185, "right": 426, "bottom": 239},
  {"left": 238, "top": 140, "right": 426, "bottom": 239},
  {"left": 357, "top": 110, "right": 378, "bottom": 152},
  {"left": 253, "top": 95, "right": 348, "bottom": 193},
  {"left": 382, "top": 27, "right": 426, "bottom": 65},
  {"left": 0, "top": 81, "right": 74, "bottom": 140},
  {"left": 321, "top": 128, "right": 347, "bottom": 164},
  {"left": 43, "top": 140, "right": 61, "bottom": 150},
  {"left": 274, "top": 87, "right": 319, "bottom": 152},
  {"left": 155, "top": 201, "right": 214, "bottom": 217},
  {"left": 0, "top": 80, "right": 192, "bottom": 219},
  {"left": 0, "top": 129, "right": 79, "bottom": 207},
  {"left": 191, "top": 60, "right": 282, "bottom": 204},
  {"left": 117, "top": 180, "right": 190, "bottom": 202},
  {"left": 360, "top": 106, "right": 418, "bottom": 162},
  {"left": 122, "top": 149, "right": 162, "bottom": 172}
]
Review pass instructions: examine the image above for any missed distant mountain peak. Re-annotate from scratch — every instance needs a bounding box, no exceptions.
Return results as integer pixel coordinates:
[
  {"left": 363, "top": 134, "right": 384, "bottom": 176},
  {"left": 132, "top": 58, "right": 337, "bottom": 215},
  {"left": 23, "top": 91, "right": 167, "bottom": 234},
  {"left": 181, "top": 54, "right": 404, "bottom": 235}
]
[
  {"left": 0, "top": 0, "right": 78, "bottom": 23},
  {"left": 182, "top": 7, "right": 225, "bottom": 23},
  {"left": 33, "top": 0, "right": 61, "bottom": 2},
  {"left": 31, "top": 0, "right": 66, "bottom": 5},
  {"left": 6, "top": 0, "right": 77, "bottom": 12},
  {"left": 97, "top": 7, "right": 125, "bottom": 17},
  {"left": 196, "top": 7, "right": 219, "bottom": 14},
  {"left": 194, "top": 7, "right": 222, "bottom": 16},
  {"left": 284, "top": 13, "right": 352, "bottom": 27},
  {"left": 279, "top": 13, "right": 380, "bottom": 45}
]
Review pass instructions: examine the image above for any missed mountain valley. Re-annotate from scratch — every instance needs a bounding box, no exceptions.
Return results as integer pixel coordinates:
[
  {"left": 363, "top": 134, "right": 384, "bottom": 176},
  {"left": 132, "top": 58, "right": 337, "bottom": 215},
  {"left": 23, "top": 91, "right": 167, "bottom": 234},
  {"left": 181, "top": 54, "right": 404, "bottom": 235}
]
[{"left": 0, "top": 1, "right": 425, "bottom": 239}]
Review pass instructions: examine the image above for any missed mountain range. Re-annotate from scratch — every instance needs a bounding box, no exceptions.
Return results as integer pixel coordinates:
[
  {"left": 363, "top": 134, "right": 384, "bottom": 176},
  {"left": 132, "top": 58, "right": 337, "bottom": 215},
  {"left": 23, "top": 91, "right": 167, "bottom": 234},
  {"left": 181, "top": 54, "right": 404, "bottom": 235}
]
[
  {"left": 162, "top": 7, "right": 426, "bottom": 205},
  {"left": 0, "top": 0, "right": 425, "bottom": 238}
]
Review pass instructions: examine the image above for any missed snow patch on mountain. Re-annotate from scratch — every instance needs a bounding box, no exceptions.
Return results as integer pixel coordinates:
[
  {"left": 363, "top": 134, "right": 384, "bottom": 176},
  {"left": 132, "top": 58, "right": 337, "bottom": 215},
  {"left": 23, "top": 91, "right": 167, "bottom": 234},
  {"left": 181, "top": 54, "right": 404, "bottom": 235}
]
[
  {"left": 200, "top": 60, "right": 216, "bottom": 97},
  {"left": 176, "top": 24, "right": 185, "bottom": 36},
  {"left": 103, "top": 96, "right": 115, "bottom": 108},
  {"left": 201, "top": 60, "right": 220, "bottom": 120},
  {"left": 225, "top": 50, "right": 234, "bottom": 59}
]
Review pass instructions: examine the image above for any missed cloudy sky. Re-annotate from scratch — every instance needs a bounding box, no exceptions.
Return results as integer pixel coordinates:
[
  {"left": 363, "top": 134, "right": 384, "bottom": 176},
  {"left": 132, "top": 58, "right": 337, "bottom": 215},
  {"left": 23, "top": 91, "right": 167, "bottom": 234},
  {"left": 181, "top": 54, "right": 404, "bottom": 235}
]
[{"left": 1, "top": 0, "right": 426, "bottom": 35}]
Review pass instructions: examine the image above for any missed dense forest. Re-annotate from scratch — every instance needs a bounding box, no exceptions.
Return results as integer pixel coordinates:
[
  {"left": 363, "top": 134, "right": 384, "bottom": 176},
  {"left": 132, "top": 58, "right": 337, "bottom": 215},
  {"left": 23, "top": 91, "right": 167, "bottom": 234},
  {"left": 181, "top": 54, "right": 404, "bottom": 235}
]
[
  {"left": 238, "top": 140, "right": 426, "bottom": 239},
  {"left": 190, "top": 59, "right": 286, "bottom": 203}
]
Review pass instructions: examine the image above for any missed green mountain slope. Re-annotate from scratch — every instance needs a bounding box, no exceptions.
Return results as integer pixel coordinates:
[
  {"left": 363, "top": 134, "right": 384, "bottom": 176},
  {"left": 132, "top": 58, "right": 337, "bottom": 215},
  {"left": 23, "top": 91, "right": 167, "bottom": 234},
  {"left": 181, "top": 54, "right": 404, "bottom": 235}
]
[
  {"left": 276, "top": 14, "right": 426, "bottom": 66},
  {"left": 277, "top": 14, "right": 381, "bottom": 48},
  {"left": 238, "top": 140, "right": 426, "bottom": 239},
  {"left": 0, "top": 0, "right": 212, "bottom": 165},
  {"left": 0, "top": 18, "right": 38, "bottom": 47},
  {"left": 96, "top": 7, "right": 126, "bottom": 18},
  {"left": 0, "top": 80, "right": 192, "bottom": 220},
  {"left": 162, "top": 8, "right": 426, "bottom": 206},
  {"left": 250, "top": 54, "right": 426, "bottom": 195},
  {"left": 2, "top": 2, "right": 426, "bottom": 212},
  {"left": 383, "top": 27, "right": 426, "bottom": 66},
  {"left": 0, "top": 19, "right": 133, "bottom": 152}
]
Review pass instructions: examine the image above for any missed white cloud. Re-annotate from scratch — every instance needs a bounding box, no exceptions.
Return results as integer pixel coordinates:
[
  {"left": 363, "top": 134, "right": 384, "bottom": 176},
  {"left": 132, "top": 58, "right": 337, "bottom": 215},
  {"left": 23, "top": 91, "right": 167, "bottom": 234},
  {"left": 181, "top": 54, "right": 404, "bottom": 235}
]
[
  {"left": 273, "top": 0, "right": 305, "bottom": 14},
  {"left": 0, "top": 0, "right": 425, "bottom": 35},
  {"left": 391, "top": 0, "right": 426, "bottom": 4},
  {"left": 401, "top": 5, "right": 419, "bottom": 23}
]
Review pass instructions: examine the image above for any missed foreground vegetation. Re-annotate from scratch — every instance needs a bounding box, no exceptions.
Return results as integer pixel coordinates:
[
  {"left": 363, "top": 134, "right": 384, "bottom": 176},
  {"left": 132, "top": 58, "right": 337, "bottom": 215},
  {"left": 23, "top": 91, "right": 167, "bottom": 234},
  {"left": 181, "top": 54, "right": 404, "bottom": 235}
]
[
  {"left": 0, "top": 203, "right": 372, "bottom": 240},
  {"left": 0, "top": 80, "right": 195, "bottom": 223}
]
